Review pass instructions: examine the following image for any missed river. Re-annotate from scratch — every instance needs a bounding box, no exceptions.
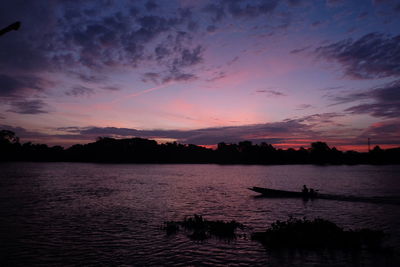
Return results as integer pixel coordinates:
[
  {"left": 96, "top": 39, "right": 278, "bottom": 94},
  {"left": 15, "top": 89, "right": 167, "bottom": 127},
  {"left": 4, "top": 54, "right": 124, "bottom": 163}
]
[{"left": 1, "top": 163, "right": 399, "bottom": 266}]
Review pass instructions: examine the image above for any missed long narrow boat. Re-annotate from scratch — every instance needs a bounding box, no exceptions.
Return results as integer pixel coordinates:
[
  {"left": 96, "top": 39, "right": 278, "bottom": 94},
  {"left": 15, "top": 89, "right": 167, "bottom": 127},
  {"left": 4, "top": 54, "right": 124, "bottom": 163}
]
[
  {"left": 249, "top": 187, "right": 307, "bottom": 198},
  {"left": 248, "top": 186, "right": 400, "bottom": 205}
]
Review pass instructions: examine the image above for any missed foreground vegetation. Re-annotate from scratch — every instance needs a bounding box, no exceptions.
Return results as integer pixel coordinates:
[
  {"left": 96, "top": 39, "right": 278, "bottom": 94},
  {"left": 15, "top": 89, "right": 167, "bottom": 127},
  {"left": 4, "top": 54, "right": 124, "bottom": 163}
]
[
  {"left": 1, "top": 130, "right": 400, "bottom": 164},
  {"left": 163, "top": 215, "right": 244, "bottom": 240},
  {"left": 252, "top": 217, "right": 385, "bottom": 250},
  {"left": 163, "top": 215, "right": 386, "bottom": 251}
]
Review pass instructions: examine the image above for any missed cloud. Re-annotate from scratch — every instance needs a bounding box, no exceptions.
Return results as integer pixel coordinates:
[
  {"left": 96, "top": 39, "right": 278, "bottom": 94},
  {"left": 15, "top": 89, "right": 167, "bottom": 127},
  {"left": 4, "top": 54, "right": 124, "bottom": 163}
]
[
  {"left": 326, "top": 0, "right": 345, "bottom": 7},
  {"left": 293, "top": 112, "right": 344, "bottom": 125},
  {"left": 286, "top": 0, "right": 304, "bottom": 7},
  {"left": 172, "top": 45, "right": 204, "bottom": 68},
  {"left": 0, "top": 0, "right": 299, "bottom": 94},
  {"left": 1, "top": 1, "right": 204, "bottom": 91},
  {"left": 0, "top": 73, "right": 51, "bottom": 114},
  {"left": 206, "top": 25, "right": 217, "bottom": 32},
  {"left": 0, "top": 74, "right": 23, "bottom": 97},
  {"left": 145, "top": 1, "right": 158, "bottom": 11},
  {"left": 296, "top": 104, "right": 313, "bottom": 110},
  {"left": 332, "top": 80, "right": 400, "bottom": 118},
  {"left": 311, "top": 21, "right": 322, "bottom": 27},
  {"left": 256, "top": 89, "right": 286, "bottom": 97},
  {"left": 202, "top": 3, "right": 226, "bottom": 22},
  {"left": 290, "top": 46, "right": 311, "bottom": 54},
  {"left": 102, "top": 86, "right": 120, "bottom": 91},
  {"left": 357, "top": 119, "right": 400, "bottom": 145},
  {"left": 316, "top": 32, "right": 400, "bottom": 79},
  {"left": 54, "top": 120, "right": 317, "bottom": 146},
  {"left": 207, "top": 71, "right": 226, "bottom": 82},
  {"left": 0, "top": 74, "right": 45, "bottom": 97},
  {"left": 4, "top": 115, "right": 399, "bottom": 150},
  {"left": 202, "top": 0, "right": 280, "bottom": 22},
  {"left": 162, "top": 71, "right": 197, "bottom": 83},
  {"left": 66, "top": 85, "right": 95, "bottom": 97},
  {"left": 142, "top": 72, "right": 161, "bottom": 83},
  {"left": 7, "top": 99, "right": 48, "bottom": 114}
]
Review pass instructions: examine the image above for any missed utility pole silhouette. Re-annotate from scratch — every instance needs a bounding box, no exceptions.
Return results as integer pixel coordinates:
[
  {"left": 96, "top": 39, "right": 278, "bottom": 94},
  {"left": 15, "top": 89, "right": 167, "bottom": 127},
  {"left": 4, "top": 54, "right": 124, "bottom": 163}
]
[
  {"left": 0, "top": 21, "right": 21, "bottom": 37},
  {"left": 368, "top": 138, "right": 370, "bottom": 152}
]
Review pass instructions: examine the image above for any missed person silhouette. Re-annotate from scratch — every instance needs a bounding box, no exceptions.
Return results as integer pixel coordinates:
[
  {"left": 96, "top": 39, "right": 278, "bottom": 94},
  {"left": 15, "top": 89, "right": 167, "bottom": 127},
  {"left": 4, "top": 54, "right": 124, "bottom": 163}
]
[
  {"left": 302, "top": 185, "right": 309, "bottom": 196},
  {"left": 309, "top": 188, "right": 315, "bottom": 197}
]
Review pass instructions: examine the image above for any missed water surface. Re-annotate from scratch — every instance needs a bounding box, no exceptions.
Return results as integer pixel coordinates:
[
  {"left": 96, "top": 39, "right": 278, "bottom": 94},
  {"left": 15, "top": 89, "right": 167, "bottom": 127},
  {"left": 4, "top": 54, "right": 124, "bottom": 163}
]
[{"left": 1, "top": 163, "right": 399, "bottom": 266}]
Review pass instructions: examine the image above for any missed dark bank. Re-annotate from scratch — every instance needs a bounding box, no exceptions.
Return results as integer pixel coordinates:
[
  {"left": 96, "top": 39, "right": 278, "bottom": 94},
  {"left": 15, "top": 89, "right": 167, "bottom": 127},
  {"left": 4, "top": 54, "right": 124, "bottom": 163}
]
[{"left": 1, "top": 130, "right": 400, "bottom": 164}]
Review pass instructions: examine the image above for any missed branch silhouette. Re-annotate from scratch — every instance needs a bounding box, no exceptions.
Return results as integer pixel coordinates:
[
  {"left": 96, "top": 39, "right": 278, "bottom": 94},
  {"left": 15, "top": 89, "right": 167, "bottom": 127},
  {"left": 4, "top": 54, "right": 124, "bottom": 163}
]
[{"left": 0, "top": 21, "right": 21, "bottom": 37}]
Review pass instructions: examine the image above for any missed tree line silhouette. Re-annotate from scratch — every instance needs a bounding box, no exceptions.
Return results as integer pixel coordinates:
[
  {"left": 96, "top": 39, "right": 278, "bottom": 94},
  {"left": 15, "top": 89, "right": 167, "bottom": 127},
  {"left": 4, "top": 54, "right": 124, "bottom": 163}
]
[{"left": 1, "top": 130, "right": 399, "bottom": 164}]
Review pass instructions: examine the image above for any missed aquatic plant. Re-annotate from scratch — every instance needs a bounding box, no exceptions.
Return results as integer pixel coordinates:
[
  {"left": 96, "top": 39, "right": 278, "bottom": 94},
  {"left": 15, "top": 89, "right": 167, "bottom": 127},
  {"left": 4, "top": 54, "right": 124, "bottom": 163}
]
[
  {"left": 251, "top": 217, "right": 385, "bottom": 250},
  {"left": 163, "top": 214, "right": 244, "bottom": 240}
]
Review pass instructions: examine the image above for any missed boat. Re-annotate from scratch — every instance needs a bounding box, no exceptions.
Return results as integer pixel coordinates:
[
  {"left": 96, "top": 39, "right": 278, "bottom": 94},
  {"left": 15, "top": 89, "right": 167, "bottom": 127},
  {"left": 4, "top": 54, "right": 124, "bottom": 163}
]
[
  {"left": 249, "top": 186, "right": 310, "bottom": 198},
  {"left": 248, "top": 186, "right": 400, "bottom": 205}
]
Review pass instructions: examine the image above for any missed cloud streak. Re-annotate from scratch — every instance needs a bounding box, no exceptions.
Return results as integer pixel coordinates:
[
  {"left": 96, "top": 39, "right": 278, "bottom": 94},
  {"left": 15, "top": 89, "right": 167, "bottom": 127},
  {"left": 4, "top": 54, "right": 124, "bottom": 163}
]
[
  {"left": 316, "top": 32, "right": 400, "bottom": 79},
  {"left": 7, "top": 99, "right": 48, "bottom": 114},
  {"left": 331, "top": 80, "right": 400, "bottom": 118}
]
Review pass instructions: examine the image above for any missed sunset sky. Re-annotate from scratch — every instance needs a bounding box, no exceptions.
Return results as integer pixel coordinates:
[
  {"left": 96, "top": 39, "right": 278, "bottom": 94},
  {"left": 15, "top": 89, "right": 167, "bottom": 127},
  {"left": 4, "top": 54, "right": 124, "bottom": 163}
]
[{"left": 1, "top": 0, "right": 399, "bottom": 151}]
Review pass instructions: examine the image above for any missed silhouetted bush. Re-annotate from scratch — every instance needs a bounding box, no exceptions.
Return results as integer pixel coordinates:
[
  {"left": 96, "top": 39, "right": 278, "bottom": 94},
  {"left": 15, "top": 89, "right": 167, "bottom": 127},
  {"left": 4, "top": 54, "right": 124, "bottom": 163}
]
[
  {"left": 1, "top": 130, "right": 400, "bottom": 164},
  {"left": 163, "top": 214, "right": 244, "bottom": 240},
  {"left": 251, "top": 217, "right": 385, "bottom": 250}
]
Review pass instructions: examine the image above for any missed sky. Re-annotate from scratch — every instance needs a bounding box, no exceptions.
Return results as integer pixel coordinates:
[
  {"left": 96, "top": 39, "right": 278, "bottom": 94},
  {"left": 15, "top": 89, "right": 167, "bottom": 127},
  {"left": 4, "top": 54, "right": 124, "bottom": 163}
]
[{"left": 0, "top": 0, "right": 399, "bottom": 151}]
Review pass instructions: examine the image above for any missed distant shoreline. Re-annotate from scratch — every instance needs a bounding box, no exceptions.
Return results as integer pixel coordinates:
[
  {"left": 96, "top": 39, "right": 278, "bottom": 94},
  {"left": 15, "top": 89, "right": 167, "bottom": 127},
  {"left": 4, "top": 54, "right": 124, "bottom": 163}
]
[{"left": 1, "top": 131, "right": 400, "bottom": 165}]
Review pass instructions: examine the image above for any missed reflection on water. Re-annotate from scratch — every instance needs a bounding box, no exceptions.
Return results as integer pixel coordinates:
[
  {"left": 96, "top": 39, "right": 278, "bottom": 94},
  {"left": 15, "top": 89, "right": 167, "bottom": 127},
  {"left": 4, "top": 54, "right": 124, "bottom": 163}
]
[{"left": 0, "top": 163, "right": 399, "bottom": 266}]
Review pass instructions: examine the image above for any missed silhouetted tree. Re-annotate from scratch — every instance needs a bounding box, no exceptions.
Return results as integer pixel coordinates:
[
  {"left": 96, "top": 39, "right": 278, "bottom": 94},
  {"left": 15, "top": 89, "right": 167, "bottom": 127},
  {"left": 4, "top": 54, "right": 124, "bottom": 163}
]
[{"left": 1, "top": 130, "right": 399, "bottom": 164}]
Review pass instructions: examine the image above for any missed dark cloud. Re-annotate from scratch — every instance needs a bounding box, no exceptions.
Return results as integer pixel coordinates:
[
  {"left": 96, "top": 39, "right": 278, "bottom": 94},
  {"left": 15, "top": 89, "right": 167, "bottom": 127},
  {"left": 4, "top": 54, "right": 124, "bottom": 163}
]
[
  {"left": 66, "top": 86, "right": 94, "bottom": 97},
  {"left": 162, "top": 71, "right": 197, "bottom": 83},
  {"left": 293, "top": 113, "right": 344, "bottom": 125},
  {"left": 102, "top": 86, "right": 120, "bottom": 91},
  {"left": 311, "top": 21, "right": 322, "bottom": 27},
  {"left": 225, "top": 0, "right": 279, "bottom": 18},
  {"left": 290, "top": 46, "right": 311, "bottom": 54},
  {"left": 203, "top": 0, "right": 279, "bottom": 21},
  {"left": 0, "top": 74, "right": 46, "bottom": 97},
  {"left": 227, "top": 56, "right": 239, "bottom": 66},
  {"left": 55, "top": 120, "right": 317, "bottom": 146},
  {"left": 0, "top": 0, "right": 298, "bottom": 92},
  {"left": 286, "top": 0, "right": 304, "bottom": 7},
  {"left": 7, "top": 99, "right": 48, "bottom": 114},
  {"left": 332, "top": 80, "right": 400, "bottom": 118},
  {"left": 326, "top": 0, "right": 345, "bottom": 6},
  {"left": 74, "top": 73, "right": 107, "bottom": 83},
  {"left": 357, "top": 11, "right": 369, "bottom": 19},
  {"left": 207, "top": 71, "right": 226, "bottom": 82},
  {"left": 357, "top": 119, "right": 400, "bottom": 145},
  {"left": 316, "top": 33, "right": 400, "bottom": 79},
  {"left": 1, "top": 1, "right": 203, "bottom": 90},
  {"left": 0, "top": 74, "right": 22, "bottom": 97},
  {"left": 296, "top": 104, "right": 313, "bottom": 110},
  {"left": 256, "top": 89, "right": 286, "bottom": 97},
  {"left": 202, "top": 3, "right": 226, "bottom": 22},
  {"left": 144, "top": 41, "right": 204, "bottom": 83},
  {"left": 206, "top": 25, "right": 217, "bottom": 32},
  {"left": 0, "top": 124, "right": 48, "bottom": 140},
  {"left": 142, "top": 72, "right": 161, "bottom": 83},
  {"left": 4, "top": 116, "right": 399, "bottom": 149},
  {"left": 145, "top": 1, "right": 158, "bottom": 11},
  {"left": 172, "top": 45, "right": 204, "bottom": 68}
]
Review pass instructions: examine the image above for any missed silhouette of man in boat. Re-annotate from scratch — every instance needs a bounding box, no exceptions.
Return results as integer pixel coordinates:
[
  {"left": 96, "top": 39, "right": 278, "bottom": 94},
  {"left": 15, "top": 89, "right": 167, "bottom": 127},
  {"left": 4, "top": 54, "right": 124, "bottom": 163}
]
[
  {"left": 302, "top": 185, "right": 309, "bottom": 195},
  {"left": 302, "top": 185, "right": 317, "bottom": 198}
]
